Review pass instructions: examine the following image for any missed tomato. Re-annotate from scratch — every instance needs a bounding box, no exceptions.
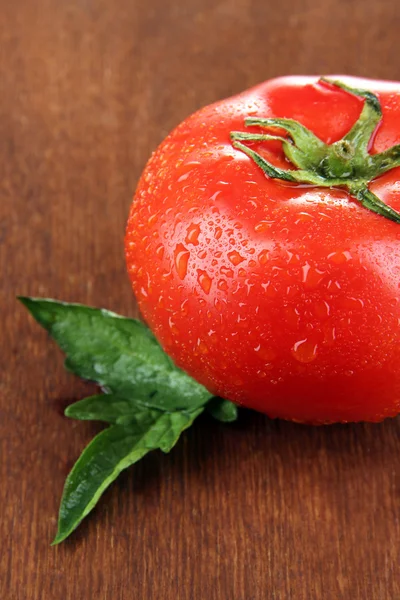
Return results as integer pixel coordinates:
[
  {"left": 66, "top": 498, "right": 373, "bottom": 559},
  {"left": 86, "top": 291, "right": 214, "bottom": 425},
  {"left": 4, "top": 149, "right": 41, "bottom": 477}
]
[{"left": 125, "top": 75, "right": 400, "bottom": 424}]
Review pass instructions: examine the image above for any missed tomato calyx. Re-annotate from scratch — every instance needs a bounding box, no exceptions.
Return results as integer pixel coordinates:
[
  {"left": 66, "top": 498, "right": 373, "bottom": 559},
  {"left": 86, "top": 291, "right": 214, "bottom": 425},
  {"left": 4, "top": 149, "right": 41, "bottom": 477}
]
[{"left": 231, "top": 78, "right": 400, "bottom": 224}]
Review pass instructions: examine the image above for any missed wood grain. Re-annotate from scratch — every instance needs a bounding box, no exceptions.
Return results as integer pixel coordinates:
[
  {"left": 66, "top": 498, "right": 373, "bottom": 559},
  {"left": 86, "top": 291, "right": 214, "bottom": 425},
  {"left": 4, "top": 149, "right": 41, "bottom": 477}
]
[{"left": 1, "top": 1, "right": 400, "bottom": 598}]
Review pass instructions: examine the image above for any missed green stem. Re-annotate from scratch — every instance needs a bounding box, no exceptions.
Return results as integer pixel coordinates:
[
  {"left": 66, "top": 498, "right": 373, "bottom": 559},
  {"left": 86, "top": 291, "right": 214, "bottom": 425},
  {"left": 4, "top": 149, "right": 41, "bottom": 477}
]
[
  {"left": 230, "top": 78, "right": 400, "bottom": 224},
  {"left": 349, "top": 185, "right": 400, "bottom": 224}
]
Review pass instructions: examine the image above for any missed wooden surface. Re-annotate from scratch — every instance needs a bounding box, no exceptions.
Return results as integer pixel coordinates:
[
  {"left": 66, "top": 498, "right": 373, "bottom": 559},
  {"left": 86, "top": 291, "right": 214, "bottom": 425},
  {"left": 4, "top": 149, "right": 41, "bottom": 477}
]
[{"left": 1, "top": 1, "right": 400, "bottom": 598}]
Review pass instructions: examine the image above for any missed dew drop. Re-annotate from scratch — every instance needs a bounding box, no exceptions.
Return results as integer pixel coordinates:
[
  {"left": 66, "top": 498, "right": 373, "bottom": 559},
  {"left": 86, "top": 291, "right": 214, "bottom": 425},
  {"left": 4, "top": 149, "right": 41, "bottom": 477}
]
[
  {"left": 180, "top": 299, "right": 188, "bottom": 316},
  {"left": 185, "top": 223, "right": 201, "bottom": 246},
  {"left": 314, "top": 300, "right": 331, "bottom": 319},
  {"left": 338, "top": 297, "right": 365, "bottom": 310},
  {"left": 214, "top": 298, "right": 226, "bottom": 311},
  {"left": 128, "top": 264, "right": 138, "bottom": 275},
  {"left": 174, "top": 243, "right": 190, "bottom": 280},
  {"left": 177, "top": 172, "right": 190, "bottom": 182},
  {"left": 302, "top": 263, "right": 326, "bottom": 289},
  {"left": 155, "top": 244, "right": 164, "bottom": 259},
  {"left": 284, "top": 306, "right": 300, "bottom": 327},
  {"left": 207, "top": 329, "right": 218, "bottom": 344},
  {"left": 228, "top": 250, "right": 245, "bottom": 265},
  {"left": 258, "top": 249, "right": 269, "bottom": 265},
  {"left": 295, "top": 211, "right": 313, "bottom": 224},
  {"left": 301, "top": 262, "right": 311, "bottom": 283},
  {"left": 210, "top": 190, "right": 222, "bottom": 202},
  {"left": 168, "top": 317, "right": 179, "bottom": 335},
  {"left": 214, "top": 227, "right": 223, "bottom": 240},
  {"left": 291, "top": 338, "right": 318, "bottom": 363},
  {"left": 254, "top": 345, "right": 276, "bottom": 361},
  {"left": 254, "top": 221, "right": 271, "bottom": 232},
  {"left": 197, "top": 340, "right": 209, "bottom": 354},
  {"left": 220, "top": 266, "right": 234, "bottom": 278},
  {"left": 148, "top": 213, "right": 158, "bottom": 226},
  {"left": 217, "top": 279, "right": 228, "bottom": 291},
  {"left": 197, "top": 270, "right": 213, "bottom": 294},
  {"left": 323, "top": 323, "right": 336, "bottom": 345},
  {"left": 327, "top": 250, "right": 353, "bottom": 264}
]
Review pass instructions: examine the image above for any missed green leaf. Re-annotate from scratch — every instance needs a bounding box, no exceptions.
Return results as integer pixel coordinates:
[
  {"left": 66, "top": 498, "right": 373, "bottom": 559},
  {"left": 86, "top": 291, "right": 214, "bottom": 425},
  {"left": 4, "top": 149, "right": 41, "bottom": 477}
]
[
  {"left": 207, "top": 398, "right": 238, "bottom": 422},
  {"left": 19, "top": 297, "right": 212, "bottom": 411},
  {"left": 65, "top": 394, "right": 150, "bottom": 424},
  {"left": 53, "top": 406, "right": 203, "bottom": 544}
]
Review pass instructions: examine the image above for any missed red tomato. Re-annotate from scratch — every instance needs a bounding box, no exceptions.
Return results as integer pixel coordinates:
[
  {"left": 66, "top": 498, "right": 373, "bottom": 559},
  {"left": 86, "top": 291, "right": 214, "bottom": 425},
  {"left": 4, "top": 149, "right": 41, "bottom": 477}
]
[{"left": 125, "top": 75, "right": 400, "bottom": 424}]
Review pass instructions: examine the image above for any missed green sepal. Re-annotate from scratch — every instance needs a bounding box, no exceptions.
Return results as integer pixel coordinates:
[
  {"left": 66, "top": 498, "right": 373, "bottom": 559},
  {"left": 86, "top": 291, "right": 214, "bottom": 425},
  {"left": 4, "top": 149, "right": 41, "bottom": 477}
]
[{"left": 231, "top": 78, "right": 400, "bottom": 224}]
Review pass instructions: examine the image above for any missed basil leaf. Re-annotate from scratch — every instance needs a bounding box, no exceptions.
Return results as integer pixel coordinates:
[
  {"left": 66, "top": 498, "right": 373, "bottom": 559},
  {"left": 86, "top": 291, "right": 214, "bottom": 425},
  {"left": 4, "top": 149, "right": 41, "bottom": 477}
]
[
  {"left": 53, "top": 406, "right": 203, "bottom": 544},
  {"left": 19, "top": 298, "right": 212, "bottom": 411},
  {"left": 65, "top": 394, "right": 151, "bottom": 424},
  {"left": 207, "top": 398, "right": 239, "bottom": 422}
]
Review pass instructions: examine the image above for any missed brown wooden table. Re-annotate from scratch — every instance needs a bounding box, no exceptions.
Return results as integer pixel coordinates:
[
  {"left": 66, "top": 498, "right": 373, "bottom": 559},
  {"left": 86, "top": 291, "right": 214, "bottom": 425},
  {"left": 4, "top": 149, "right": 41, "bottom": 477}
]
[{"left": 2, "top": 1, "right": 400, "bottom": 598}]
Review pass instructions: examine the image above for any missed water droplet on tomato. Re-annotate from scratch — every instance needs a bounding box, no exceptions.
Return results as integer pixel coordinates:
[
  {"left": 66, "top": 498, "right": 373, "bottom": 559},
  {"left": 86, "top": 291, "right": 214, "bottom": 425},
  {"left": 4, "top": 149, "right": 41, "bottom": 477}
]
[
  {"left": 291, "top": 338, "right": 318, "bottom": 363},
  {"left": 210, "top": 190, "right": 222, "bottom": 202},
  {"left": 254, "top": 345, "right": 276, "bottom": 361},
  {"left": 168, "top": 317, "right": 179, "bottom": 335},
  {"left": 295, "top": 211, "right": 313, "bottom": 224},
  {"left": 314, "top": 300, "right": 331, "bottom": 319},
  {"left": 197, "top": 340, "right": 209, "bottom": 354},
  {"left": 301, "top": 262, "right": 311, "bottom": 283},
  {"left": 258, "top": 249, "right": 269, "bottom": 265},
  {"left": 338, "top": 297, "right": 365, "bottom": 310},
  {"left": 323, "top": 323, "right": 336, "bottom": 345},
  {"left": 302, "top": 263, "right": 326, "bottom": 289},
  {"left": 228, "top": 250, "right": 245, "bottom": 265},
  {"left": 217, "top": 279, "right": 228, "bottom": 291},
  {"left": 214, "top": 298, "right": 226, "bottom": 311},
  {"left": 327, "top": 250, "right": 353, "bottom": 264},
  {"left": 220, "top": 266, "right": 234, "bottom": 278},
  {"left": 155, "top": 244, "right": 164, "bottom": 259},
  {"left": 185, "top": 223, "right": 201, "bottom": 246},
  {"left": 284, "top": 306, "right": 300, "bottom": 327},
  {"left": 174, "top": 244, "right": 190, "bottom": 280},
  {"left": 180, "top": 299, "right": 188, "bottom": 316},
  {"left": 207, "top": 329, "right": 218, "bottom": 344},
  {"left": 197, "top": 270, "right": 213, "bottom": 294},
  {"left": 254, "top": 221, "right": 271, "bottom": 233},
  {"left": 214, "top": 227, "right": 222, "bottom": 240}
]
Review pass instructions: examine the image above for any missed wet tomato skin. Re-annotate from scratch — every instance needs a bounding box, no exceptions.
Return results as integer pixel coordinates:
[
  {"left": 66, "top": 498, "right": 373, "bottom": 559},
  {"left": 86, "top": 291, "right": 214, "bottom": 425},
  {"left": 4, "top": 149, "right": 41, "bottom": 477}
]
[{"left": 125, "top": 75, "right": 400, "bottom": 424}]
